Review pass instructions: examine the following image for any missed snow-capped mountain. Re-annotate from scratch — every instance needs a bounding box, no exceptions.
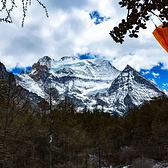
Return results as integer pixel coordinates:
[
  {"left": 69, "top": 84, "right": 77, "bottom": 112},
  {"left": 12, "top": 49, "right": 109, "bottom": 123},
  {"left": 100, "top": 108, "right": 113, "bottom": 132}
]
[
  {"left": 16, "top": 56, "right": 165, "bottom": 115},
  {"left": 106, "top": 65, "right": 165, "bottom": 115}
]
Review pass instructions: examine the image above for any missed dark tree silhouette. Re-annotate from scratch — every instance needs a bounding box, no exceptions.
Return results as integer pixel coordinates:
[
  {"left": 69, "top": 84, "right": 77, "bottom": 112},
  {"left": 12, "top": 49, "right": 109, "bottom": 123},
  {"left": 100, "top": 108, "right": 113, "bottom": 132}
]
[
  {"left": 110, "top": 0, "right": 168, "bottom": 43},
  {"left": 0, "top": 0, "right": 48, "bottom": 26}
]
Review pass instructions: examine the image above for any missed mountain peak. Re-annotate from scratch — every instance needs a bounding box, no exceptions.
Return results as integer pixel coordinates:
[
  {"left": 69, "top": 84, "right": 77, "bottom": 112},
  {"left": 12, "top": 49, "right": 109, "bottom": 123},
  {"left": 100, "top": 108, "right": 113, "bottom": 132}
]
[
  {"left": 38, "top": 56, "right": 51, "bottom": 62},
  {"left": 0, "top": 62, "right": 8, "bottom": 80},
  {"left": 37, "top": 56, "right": 52, "bottom": 68},
  {"left": 108, "top": 64, "right": 165, "bottom": 114},
  {"left": 0, "top": 62, "right": 6, "bottom": 70},
  {"left": 123, "top": 65, "right": 135, "bottom": 72}
]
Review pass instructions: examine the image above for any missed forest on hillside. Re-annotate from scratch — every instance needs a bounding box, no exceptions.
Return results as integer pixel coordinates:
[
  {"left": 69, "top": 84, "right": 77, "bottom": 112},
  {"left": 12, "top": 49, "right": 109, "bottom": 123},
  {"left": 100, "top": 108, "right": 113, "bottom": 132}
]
[{"left": 1, "top": 76, "right": 168, "bottom": 168}]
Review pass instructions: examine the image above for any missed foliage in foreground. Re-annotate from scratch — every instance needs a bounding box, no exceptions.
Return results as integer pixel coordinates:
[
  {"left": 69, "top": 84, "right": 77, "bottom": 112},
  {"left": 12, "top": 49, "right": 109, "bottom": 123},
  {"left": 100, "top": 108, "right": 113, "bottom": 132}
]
[
  {"left": 110, "top": 0, "right": 168, "bottom": 43},
  {"left": 1, "top": 79, "right": 168, "bottom": 168}
]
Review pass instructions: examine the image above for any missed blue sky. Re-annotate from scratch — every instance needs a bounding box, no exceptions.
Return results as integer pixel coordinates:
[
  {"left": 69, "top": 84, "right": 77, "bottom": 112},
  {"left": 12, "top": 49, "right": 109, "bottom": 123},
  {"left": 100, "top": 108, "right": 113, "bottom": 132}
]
[
  {"left": 140, "top": 63, "right": 168, "bottom": 91},
  {"left": 9, "top": 66, "right": 32, "bottom": 75},
  {"left": 89, "top": 11, "right": 110, "bottom": 25},
  {"left": 1, "top": 0, "right": 168, "bottom": 91},
  {"left": 78, "top": 52, "right": 99, "bottom": 59}
]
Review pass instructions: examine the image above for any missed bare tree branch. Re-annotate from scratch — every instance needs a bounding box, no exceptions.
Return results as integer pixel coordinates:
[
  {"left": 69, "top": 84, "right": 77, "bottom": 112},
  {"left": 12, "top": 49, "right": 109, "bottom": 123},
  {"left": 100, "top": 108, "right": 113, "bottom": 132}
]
[{"left": 0, "top": 0, "right": 48, "bottom": 26}]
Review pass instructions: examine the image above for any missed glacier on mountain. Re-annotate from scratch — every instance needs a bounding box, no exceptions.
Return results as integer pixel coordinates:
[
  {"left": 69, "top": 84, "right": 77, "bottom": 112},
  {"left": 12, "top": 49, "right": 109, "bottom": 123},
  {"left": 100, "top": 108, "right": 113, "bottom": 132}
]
[{"left": 16, "top": 56, "right": 165, "bottom": 115}]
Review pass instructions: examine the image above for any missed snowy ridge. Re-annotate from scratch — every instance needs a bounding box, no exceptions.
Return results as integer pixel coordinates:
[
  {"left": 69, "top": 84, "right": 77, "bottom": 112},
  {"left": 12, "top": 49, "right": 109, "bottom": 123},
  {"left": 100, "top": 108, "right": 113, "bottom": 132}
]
[
  {"left": 106, "top": 65, "right": 165, "bottom": 115},
  {"left": 18, "top": 74, "right": 46, "bottom": 98},
  {"left": 37, "top": 56, "right": 120, "bottom": 80},
  {"left": 16, "top": 56, "right": 165, "bottom": 115}
]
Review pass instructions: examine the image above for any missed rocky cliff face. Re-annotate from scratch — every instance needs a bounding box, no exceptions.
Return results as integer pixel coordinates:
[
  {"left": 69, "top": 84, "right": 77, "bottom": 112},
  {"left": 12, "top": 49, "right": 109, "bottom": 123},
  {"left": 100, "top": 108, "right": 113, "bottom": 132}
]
[
  {"left": 15, "top": 56, "right": 165, "bottom": 115},
  {"left": 0, "top": 62, "right": 43, "bottom": 105}
]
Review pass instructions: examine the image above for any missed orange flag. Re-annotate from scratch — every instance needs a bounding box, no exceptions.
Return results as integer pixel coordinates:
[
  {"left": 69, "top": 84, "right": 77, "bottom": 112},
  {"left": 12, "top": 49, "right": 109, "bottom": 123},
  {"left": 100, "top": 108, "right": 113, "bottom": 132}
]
[{"left": 153, "top": 24, "right": 168, "bottom": 53}]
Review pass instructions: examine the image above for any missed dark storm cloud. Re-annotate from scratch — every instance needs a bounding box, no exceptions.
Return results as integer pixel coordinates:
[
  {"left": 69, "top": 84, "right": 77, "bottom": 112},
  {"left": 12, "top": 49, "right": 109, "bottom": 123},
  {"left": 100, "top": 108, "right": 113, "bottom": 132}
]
[{"left": 3, "top": 35, "right": 44, "bottom": 56}]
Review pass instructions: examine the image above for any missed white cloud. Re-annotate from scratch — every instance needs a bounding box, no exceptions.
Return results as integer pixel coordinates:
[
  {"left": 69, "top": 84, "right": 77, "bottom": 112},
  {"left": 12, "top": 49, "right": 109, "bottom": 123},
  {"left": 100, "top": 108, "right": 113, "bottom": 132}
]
[
  {"left": 152, "top": 72, "right": 160, "bottom": 78},
  {"left": 163, "top": 83, "right": 168, "bottom": 88},
  {"left": 0, "top": 0, "right": 168, "bottom": 72},
  {"left": 141, "top": 70, "right": 150, "bottom": 75}
]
